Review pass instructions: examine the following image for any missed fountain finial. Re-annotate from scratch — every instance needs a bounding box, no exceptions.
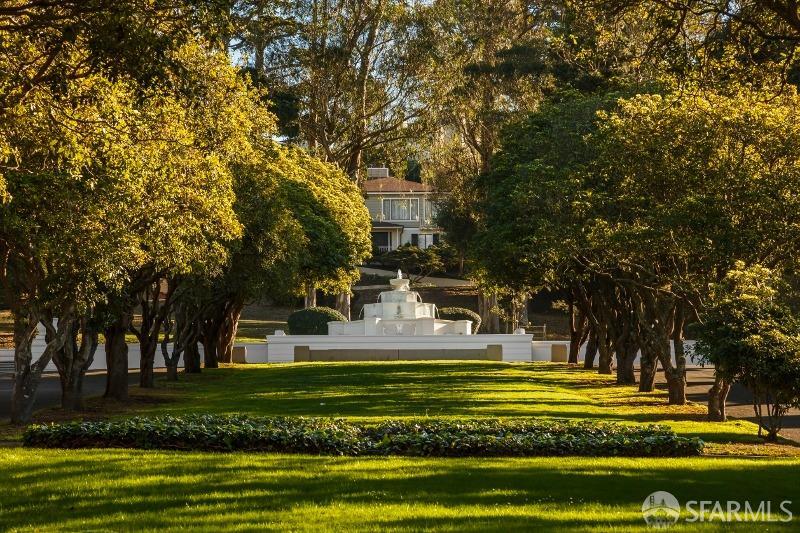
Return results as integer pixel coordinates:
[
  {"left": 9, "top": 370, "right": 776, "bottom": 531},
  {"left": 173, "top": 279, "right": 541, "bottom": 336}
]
[{"left": 389, "top": 269, "right": 409, "bottom": 291}]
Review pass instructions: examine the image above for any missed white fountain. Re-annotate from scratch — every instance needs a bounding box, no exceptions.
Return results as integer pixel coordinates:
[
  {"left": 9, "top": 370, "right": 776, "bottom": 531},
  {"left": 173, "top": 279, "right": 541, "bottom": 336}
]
[
  {"left": 264, "top": 270, "right": 539, "bottom": 362},
  {"left": 327, "top": 270, "right": 471, "bottom": 336}
]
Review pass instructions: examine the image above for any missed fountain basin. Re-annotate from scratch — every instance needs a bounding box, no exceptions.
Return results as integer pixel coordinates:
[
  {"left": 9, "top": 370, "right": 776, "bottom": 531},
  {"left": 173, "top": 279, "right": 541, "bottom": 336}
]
[{"left": 265, "top": 333, "right": 535, "bottom": 362}]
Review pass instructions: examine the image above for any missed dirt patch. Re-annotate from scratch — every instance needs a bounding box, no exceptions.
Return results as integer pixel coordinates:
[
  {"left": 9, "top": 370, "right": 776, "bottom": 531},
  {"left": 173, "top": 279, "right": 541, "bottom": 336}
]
[{"left": 24, "top": 387, "right": 181, "bottom": 426}]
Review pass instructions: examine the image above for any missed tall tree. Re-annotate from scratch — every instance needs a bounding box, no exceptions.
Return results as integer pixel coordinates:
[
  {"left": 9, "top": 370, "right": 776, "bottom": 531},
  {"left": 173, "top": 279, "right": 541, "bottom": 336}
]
[
  {"left": 105, "top": 41, "right": 270, "bottom": 395},
  {"left": 0, "top": 0, "right": 232, "bottom": 109},
  {"left": 475, "top": 87, "right": 800, "bottom": 404},
  {"left": 233, "top": 0, "right": 427, "bottom": 180},
  {"left": 0, "top": 72, "right": 156, "bottom": 420},
  {"left": 186, "top": 142, "right": 372, "bottom": 366}
]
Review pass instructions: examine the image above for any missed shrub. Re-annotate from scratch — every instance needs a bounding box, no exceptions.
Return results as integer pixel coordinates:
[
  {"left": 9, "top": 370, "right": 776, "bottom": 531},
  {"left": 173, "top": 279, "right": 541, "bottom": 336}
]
[
  {"left": 693, "top": 262, "right": 800, "bottom": 438},
  {"left": 287, "top": 307, "right": 346, "bottom": 335},
  {"left": 379, "top": 244, "right": 444, "bottom": 281},
  {"left": 24, "top": 415, "right": 704, "bottom": 457},
  {"left": 439, "top": 307, "right": 481, "bottom": 333}
]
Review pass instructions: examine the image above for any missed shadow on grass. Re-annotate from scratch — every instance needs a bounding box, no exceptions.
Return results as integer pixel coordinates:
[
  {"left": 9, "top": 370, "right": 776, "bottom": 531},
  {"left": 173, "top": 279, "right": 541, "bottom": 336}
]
[
  {"left": 1, "top": 451, "right": 799, "bottom": 531},
  {"left": 32, "top": 361, "right": 773, "bottom": 450}
]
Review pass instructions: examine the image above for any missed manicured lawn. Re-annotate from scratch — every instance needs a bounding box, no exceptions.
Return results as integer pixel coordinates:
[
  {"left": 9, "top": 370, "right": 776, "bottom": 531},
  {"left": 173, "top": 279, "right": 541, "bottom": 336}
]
[
  {"left": 1, "top": 450, "right": 799, "bottom": 531},
  {"left": 5, "top": 361, "right": 800, "bottom": 531},
  {"left": 124, "top": 362, "right": 761, "bottom": 444}
]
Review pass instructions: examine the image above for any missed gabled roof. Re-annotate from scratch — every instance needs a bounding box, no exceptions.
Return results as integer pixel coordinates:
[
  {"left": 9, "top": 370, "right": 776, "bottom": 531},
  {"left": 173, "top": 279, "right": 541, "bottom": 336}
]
[{"left": 361, "top": 177, "right": 434, "bottom": 193}]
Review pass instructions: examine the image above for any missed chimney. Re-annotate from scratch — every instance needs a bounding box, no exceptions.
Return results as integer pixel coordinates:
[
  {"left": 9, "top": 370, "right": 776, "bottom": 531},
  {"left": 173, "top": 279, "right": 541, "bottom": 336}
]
[{"left": 366, "top": 167, "right": 390, "bottom": 179}]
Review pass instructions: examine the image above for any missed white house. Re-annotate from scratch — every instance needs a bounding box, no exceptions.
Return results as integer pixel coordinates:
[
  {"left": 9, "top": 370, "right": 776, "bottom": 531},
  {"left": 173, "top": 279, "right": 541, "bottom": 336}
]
[{"left": 362, "top": 167, "right": 444, "bottom": 252}]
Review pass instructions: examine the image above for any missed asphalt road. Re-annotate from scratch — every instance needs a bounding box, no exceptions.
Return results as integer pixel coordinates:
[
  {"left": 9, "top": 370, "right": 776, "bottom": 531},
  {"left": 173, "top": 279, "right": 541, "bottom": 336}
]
[
  {"left": 0, "top": 372, "right": 142, "bottom": 423},
  {"left": 657, "top": 366, "right": 800, "bottom": 441}
]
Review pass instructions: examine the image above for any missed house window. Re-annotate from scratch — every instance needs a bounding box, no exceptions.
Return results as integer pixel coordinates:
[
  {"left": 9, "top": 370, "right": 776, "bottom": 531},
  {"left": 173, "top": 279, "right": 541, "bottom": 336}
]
[
  {"left": 411, "top": 234, "right": 419, "bottom": 247},
  {"left": 432, "top": 233, "right": 440, "bottom": 245},
  {"left": 382, "top": 198, "right": 419, "bottom": 221},
  {"left": 427, "top": 201, "right": 439, "bottom": 221},
  {"left": 371, "top": 231, "right": 391, "bottom": 253}
]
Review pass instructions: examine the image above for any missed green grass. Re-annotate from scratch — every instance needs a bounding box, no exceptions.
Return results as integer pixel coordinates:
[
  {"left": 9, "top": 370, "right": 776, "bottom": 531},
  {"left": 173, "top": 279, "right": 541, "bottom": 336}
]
[
  {"left": 127, "top": 361, "right": 761, "bottom": 444},
  {"left": 5, "top": 361, "right": 800, "bottom": 531},
  {"left": 1, "top": 450, "right": 798, "bottom": 531}
]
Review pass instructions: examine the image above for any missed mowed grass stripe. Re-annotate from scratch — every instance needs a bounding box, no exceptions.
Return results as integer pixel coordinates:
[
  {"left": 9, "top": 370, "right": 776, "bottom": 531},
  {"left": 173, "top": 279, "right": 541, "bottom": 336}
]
[
  {"left": 118, "top": 361, "right": 759, "bottom": 443},
  {"left": 1, "top": 450, "right": 798, "bottom": 532}
]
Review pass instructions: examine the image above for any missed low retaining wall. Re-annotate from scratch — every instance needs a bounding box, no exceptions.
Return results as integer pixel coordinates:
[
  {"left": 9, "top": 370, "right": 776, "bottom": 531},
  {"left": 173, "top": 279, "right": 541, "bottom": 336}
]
[
  {"left": 294, "top": 345, "right": 503, "bottom": 362},
  {"left": 264, "top": 334, "right": 535, "bottom": 363},
  {"left": 0, "top": 331, "right": 701, "bottom": 368}
]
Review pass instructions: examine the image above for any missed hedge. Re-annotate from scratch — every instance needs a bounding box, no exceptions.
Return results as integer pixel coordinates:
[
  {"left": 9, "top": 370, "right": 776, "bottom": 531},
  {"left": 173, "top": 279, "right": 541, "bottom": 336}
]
[
  {"left": 287, "top": 306, "right": 346, "bottom": 335},
  {"left": 439, "top": 307, "right": 482, "bottom": 333},
  {"left": 24, "top": 415, "right": 704, "bottom": 457}
]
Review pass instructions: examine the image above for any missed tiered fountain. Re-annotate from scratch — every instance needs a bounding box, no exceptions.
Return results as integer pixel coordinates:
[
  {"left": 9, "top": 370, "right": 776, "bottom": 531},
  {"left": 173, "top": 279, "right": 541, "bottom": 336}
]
[
  {"left": 265, "top": 271, "right": 535, "bottom": 362},
  {"left": 327, "top": 270, "right": 471, "bottom": 336}
]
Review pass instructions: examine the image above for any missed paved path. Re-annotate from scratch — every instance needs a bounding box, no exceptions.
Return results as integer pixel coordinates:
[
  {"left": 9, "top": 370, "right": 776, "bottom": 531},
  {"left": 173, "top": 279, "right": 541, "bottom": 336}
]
[
  {"left": 656, "top": 366, "right": 800, "bottom": 442},
  {"left": 0, "top": 372, "right": 142, "bottom": 423},
  {"left": 359, "top": 267, "right": 474, "bottom": 288}
]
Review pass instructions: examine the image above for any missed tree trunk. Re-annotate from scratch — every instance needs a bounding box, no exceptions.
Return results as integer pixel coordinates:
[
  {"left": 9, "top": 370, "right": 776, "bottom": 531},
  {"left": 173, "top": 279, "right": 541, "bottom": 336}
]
[
  {"left": 520, "top": 294, "right": 529, "bottom": 328},
  {"left": 184, "top": 342, "right": 201, "bottom": 374},
  {"left": 11, "top": 312, "right": 70, "bottom": 423},
  {"left": 166, "top": 364, "right": 178, "bottom": 381},
  {"left": 595, "top": 310, "right": 613, "bottom": 375},
  {"left": 488, "top": 293, "right": 500, "bottom": 333},
  {"left": 663, "top": 368, "right": 686, "bottom": 404},
  {"left": 11, "top": 314, "right": 41, "bottom": 424},
  {"left": 597, "top": 337, "right": 613, "bottom": 375},
  {"left": 133, "top": 279, "right": 175, "bottom": 389},
  {"left": 199, "top": 305, "right": 224, "bottom": 369},
  {"left": 610, "top": 307, "right": 638, "bottom": 385},
  {"left": 568, "top": 296, "right": 588, "bottom": 365},
  {"left": 615, "top": 345, "right": 637, "bottom": 385},
  {"left": 335, "top": 290, "right": 351, "bottom": 320},
  {"left": 707, "top": 373, "right": 731, "bottom": 422},
  {"left": 216, "top": 300, "right": 243, "bottom": 364},
  {"left": 55, "top": 323, "right": 98, "bottom": 411},
  {"left": 305, "top": 284, "right": 317, "bottom": 308},
  {"left": 478, "top": 291, "right": 501, "bottom": 334},
  {"left": 663, "top": 309, "right": 687, "bottom": 405},
  {"left": 631, "top": 288, "right": 676, "bottom": 396},
  {"left": 203, "top": 335, "right": 219, "bottom": 369},
  {"left": 139, "top": 336, "right": 157, "bottom": 388},
  {"left": 104, "top": 311, "right": 132, "bottom": 401},
  {"left": 583, "top": 329, "right": 598, "bottom": 369},
  {"left": 11, "top": 363, "right": 43, "bottom": 424},
  {"left": 638, "top": 349, "right": 658, "bottom": 392}
]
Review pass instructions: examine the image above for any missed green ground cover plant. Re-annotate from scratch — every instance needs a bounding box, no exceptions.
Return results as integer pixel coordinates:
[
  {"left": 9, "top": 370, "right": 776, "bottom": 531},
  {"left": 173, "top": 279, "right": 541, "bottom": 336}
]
[{"left": 24, "top": 415, "right": 703, "bottom": 456}]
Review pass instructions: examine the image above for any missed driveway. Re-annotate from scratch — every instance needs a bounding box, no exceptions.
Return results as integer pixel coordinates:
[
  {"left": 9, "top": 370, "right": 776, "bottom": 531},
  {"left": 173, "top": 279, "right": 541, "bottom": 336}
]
[{"left": 656, "top": 366, "right": 800, "bottom": 443}]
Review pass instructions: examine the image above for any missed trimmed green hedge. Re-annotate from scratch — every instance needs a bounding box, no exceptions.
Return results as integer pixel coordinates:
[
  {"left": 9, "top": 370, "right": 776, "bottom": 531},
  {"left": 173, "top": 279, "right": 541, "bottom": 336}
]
[
  {"left": 24, "top": 415, "right": 704, "bottom": 457},
  {"left": 287, "top": 307, "right": 346, "bottom": 335},
  {"left": 439, "top": 307, "right": 482, "bottom": 333}
]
